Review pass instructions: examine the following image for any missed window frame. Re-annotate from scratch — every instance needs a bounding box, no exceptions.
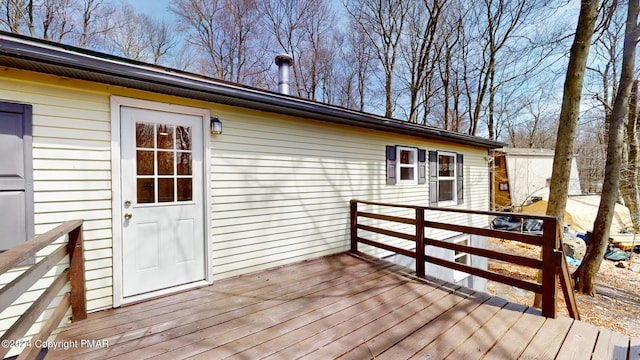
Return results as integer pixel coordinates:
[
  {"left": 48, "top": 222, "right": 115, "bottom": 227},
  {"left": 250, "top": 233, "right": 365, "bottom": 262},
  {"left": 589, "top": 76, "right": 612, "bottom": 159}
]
[
  {"left": 395, "top": 146, "right": 418, "bottom": 186},
  {"left": 437, "top": 151, "right": 457, "bottom": 206}
]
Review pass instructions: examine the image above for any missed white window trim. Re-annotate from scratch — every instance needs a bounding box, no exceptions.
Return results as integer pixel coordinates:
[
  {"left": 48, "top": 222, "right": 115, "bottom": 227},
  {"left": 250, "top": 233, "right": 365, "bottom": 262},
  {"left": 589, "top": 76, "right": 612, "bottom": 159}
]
[
  {"left": 453, "top": 236, "right": 471, "bottom": 282},
  {"left": 396, "top": 146, "right": 418, "bottom": 185},
  {"left": 437, "top": 151, "right": 457, "bottom": 206}
]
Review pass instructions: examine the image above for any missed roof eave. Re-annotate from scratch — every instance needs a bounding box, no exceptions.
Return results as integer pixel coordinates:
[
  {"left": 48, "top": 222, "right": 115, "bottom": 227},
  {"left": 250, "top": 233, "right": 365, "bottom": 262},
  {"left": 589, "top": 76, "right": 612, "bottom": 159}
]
[{"left": 0, "top": 33, "right": 504, "bottom": 149}]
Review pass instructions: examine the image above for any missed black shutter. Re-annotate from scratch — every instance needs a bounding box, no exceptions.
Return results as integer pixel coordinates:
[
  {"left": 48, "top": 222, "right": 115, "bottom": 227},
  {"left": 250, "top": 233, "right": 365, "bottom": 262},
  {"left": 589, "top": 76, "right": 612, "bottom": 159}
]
[
  {"left": 429, "top": 151, "right": 437, "bottom": 206},
  {"left": 457, "top": 153, "right": 464, "bottom": 204},
  {"left": 386, "top": 145, "right": 397, "bottom": 185},
  {"left": 418, "top": 149, "right": 426, "bottom": 184}
]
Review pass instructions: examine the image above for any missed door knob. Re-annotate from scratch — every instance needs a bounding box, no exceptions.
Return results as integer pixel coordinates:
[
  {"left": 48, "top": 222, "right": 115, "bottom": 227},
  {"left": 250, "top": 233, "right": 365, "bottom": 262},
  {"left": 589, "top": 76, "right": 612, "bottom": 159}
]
[{"left": 124, "top": 213, "right": 132, "bottom": 220}]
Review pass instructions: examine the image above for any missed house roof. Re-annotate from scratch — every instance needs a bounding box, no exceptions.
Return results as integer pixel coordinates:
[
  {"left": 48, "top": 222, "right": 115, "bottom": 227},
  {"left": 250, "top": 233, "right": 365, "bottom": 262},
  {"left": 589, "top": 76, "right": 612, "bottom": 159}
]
[{"left": 0, "top": 31, "right": 503, "bottom": 149}]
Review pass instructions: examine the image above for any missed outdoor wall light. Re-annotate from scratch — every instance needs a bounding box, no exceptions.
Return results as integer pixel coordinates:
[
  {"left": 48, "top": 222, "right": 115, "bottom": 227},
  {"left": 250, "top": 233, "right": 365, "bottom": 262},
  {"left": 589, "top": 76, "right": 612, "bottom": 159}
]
[{"left": 210, "top": 117, "right": 222, "bottom": 134}]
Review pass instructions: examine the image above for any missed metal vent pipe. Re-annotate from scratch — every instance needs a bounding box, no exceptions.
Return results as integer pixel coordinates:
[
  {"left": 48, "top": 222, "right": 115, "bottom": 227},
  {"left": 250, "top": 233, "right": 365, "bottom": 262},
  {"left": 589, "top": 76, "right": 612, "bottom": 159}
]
[{"left": 275, "top": 54, "right": 293, "bottom": 95}]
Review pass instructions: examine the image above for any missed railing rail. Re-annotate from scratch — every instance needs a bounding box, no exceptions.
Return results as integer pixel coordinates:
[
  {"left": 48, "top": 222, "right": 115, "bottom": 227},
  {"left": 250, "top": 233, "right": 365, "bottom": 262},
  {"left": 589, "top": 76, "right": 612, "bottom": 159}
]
[
  {"left": 350, "top": 199, "right": 579, "bottom": 319},
  {"left": 0, "top": 219, "right": 86, "bottom": 359}
]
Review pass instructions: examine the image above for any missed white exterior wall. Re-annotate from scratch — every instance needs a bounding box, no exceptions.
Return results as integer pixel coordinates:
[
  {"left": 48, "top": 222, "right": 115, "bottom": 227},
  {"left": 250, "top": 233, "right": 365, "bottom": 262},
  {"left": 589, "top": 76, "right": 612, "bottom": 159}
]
[
  {"left": 0, "top": 68, "right": 493, "bottom": 329},
  {"left": 506, "top": 152, "right": 581, "bottom": 207},
  {"left": 209, "top": 108, "right": 491, "bottom": 279},
  {"left": 0, "top": 71, "right": 112, "bottom": 356}
]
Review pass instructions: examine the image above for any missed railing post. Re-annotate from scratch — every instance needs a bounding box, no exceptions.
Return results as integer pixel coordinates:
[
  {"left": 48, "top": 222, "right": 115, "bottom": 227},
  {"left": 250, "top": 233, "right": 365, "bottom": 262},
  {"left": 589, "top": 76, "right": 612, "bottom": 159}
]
[
  {"left": 541, "top": 217, "right": 558, "bottom": 318},
  {"left": 416, "top": 207, "right": 425, "bottom": 278},
  {"left": 68, "top": 223, "right": 87, "bottom": 321},
  {"left": 350, "top": 200, "right": 358, "bottom": 253}
]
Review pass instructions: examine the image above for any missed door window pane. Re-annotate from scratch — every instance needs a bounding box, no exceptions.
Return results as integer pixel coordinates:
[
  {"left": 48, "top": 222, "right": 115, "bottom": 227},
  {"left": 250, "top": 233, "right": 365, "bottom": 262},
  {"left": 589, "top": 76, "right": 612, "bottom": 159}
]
[
  {"left": 177, "top": 126, "right": 192, "bottom": 150},
  {"left": 177, "top": 153, "right": 192, "bottom": 175},
  {"left": 136, "top": 123, "right": 154, "bottom": 148},
  {"left": 137, "top": 150, "right": 154, "bottom": 175},
  {"left": 135, "top": 121, "right": 194, "bottom": 204},
  {"left": 158, "top": 178, "right": 174, "bottom": 202},
  {"left": 177, "top": 178, "right": 192, "bottom": 201},
  {"left": 157, "top": 151, "right": 174, "bottom": 175},
  {"left": 137, "top": 178, "right": 154, "bottom": 203},
  {"left": 157, "top": 125, "right": 174, "bottom": 149}
]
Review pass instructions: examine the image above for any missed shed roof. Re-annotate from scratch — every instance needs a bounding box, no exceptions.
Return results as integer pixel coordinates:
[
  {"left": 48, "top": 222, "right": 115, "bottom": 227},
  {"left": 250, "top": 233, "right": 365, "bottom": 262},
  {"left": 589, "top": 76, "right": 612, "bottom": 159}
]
[
  {"left": 499, "top": 148, "right": 555, "bottom": 156},
  {"left": 0, "top": 31, "right": 502, "bottom": 149}
]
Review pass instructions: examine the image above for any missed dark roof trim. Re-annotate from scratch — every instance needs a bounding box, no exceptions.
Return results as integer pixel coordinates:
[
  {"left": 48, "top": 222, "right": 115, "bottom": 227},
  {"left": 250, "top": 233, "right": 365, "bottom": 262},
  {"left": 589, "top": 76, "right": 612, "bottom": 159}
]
[{"left": 0, "top": 32, "right": 503, "bottom": 149}]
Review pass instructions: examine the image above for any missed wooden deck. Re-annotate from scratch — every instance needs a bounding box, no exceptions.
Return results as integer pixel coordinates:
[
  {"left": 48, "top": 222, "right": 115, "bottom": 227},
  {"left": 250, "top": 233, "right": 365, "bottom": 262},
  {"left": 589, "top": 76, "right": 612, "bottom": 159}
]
[{"left": 47, "top": 253, "right": 640, "bottom": 360}]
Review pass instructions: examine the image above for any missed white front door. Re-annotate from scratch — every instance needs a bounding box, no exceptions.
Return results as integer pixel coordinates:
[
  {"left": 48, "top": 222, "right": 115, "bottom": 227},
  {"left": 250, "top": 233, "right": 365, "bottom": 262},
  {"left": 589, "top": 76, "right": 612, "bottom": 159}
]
[{"left": 120, "top": 106, "right": 205, "bottom": 298}]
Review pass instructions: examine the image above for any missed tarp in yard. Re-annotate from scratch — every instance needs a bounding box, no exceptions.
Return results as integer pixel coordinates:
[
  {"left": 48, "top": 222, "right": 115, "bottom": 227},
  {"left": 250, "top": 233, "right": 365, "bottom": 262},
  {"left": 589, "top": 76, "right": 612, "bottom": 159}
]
[{"left": 521, "top": 195, "right": 633, "bottom": 234}]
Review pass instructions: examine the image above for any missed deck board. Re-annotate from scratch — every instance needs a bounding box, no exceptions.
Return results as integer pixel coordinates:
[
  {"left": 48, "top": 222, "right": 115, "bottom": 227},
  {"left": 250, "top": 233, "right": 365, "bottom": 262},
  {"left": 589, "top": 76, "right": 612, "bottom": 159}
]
[
  {"left": 519, "top": 314, "right": 574, "bottom": 359},
  {"left": 205, "top": 277, "right": 449, "bottom": 360},
  {"left": 408, "top": 295, "right": 509, "bottom": 359},
  {"left": 555, "top": 319, "right": 600, "bottom": 360},
  {"left": 482, "top": 307, "right": 546, "bottom": 359},
  {"left": 630, "top": 336, "right": 640, "bottom": 360},
  {"left": 46, "top": 252, "right": 635, "bottom": 360},
  {"left": 592, "top": 327, "right": 631, "bottom": 360},
  {"left": 446, "top": 301, "right": 528, "bottom": 359}
]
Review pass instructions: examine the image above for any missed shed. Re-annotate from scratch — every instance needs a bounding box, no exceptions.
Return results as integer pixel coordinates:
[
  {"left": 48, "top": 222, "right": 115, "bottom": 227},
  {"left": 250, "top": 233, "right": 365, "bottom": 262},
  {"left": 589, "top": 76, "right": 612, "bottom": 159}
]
[{"left": 492, "top": 148, "right": 581, "bottom": 210}]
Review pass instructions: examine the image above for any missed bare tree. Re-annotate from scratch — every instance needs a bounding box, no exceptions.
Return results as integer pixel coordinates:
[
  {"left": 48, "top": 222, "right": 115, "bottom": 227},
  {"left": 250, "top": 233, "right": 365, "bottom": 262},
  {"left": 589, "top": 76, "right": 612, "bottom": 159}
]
[
  {"left": 466, "top": 0, "right": 554, "bottom": 138},
  {"left": 40, "top": 0, "right": 75, "bottom": 41},
  {"left": 505, "top": 94, "right": 558, "bottom": 149},
  {"left": 77, "top": 0, "right": 115, "bottom": 49},
  {"left": 620, "top": 81, "right": 640, "bottom": 230},
  {"left": 546, "top": 0, "right": 599, "bottom": 226},
  {"left": 574, "top": 0, "right": 639, "bottom": 296},
  {"left": 347, "top": 19, "right": 376, "bottom": 112},
  {"left": 345, "top": 0, "right": 410, "bottom": 118},
  {"left": 1, "top": 0, "right": 30, "bottom": 33},
  {"left": 142, "top": 15, "right": 177, "bottom": 65},
  {"left": 401, "top": 0, "right": 446, "bottom": 123},
  {"left": 171, "top": 0, "right": 268, "bottom": 85},
  {"left": 109, "top": 3, "right": 149, "bottom": 61},
  {"left": 261, "top": 0, "right": 335, "bottom": 99},
  {"left": 575, "top": 117, "right": 607, "bottom": 192},
  {"left": 433, "top": 2, "right": 470, "bottom": 131}
]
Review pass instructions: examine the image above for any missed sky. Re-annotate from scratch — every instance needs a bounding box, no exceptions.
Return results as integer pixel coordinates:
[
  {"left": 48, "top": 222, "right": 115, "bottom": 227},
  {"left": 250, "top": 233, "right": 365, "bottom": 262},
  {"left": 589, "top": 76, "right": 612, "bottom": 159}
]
[{"left": 132, "top": 0, "right": 173, "bottom": 18}]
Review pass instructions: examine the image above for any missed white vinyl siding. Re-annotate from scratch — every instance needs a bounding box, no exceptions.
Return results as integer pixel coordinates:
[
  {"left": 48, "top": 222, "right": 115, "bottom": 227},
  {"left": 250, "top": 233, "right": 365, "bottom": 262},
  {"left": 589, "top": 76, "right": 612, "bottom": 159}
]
[
  {"left": 0, "top": 68, "right": 492, "bottom": 326},
  {"left": 208, "top": 110, "right": 491, "bottom": 279},
  {"left": 0, "top": 73, "right": 113, "bottom": 356}
]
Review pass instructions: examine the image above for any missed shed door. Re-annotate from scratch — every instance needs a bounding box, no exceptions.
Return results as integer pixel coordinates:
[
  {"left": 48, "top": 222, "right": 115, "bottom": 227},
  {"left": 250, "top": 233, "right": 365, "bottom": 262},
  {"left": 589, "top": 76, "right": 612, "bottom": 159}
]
[
  {"left": 121, "top": 106, "right": 205, "bottom": 298},
  {"left": 0, "top": 102, "right": 33, "bottom": 251}
]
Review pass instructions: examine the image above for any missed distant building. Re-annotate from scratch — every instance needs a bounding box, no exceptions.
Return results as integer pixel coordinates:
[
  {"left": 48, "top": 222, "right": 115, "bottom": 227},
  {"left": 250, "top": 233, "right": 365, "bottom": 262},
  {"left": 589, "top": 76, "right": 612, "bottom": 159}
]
[{"left": 491, "top": 148, "right": 581, "bottom": 210}]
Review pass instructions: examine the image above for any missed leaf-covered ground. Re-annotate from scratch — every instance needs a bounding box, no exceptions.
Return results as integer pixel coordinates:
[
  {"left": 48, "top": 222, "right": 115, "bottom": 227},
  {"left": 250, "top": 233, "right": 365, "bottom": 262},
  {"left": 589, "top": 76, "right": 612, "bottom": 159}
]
[{"left": 487, "top": 238, "right": 640, "bottom": 337}]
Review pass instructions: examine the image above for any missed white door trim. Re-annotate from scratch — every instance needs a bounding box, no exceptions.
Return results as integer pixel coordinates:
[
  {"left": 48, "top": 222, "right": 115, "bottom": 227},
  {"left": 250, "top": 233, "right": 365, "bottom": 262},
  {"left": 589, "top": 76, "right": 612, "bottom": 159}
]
[{"left": 110, "top": 96, "right": 212, "bottom": 307}]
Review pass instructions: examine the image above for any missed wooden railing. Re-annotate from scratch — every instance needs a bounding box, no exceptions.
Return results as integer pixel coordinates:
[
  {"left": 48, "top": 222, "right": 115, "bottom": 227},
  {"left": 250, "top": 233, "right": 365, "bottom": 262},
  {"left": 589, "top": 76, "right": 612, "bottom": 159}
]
[
  {"left": 350, "top": 199, "right": 579, "bottom": 319},
  {"left": 0, "top": 220, "right": 86, "bottom": 359}
]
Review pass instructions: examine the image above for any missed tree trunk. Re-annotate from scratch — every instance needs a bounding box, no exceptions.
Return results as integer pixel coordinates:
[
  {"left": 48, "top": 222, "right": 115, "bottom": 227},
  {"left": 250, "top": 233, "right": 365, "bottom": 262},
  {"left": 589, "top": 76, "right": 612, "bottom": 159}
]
[
  {"left": 574, "top": 0, "right": 639, "bottom": 295},
  {"left": 546, "top": 0, "right": 599, "bottom": 225},
  {"left": 620, "top": 81, "right": 640, "bottom": 230},
  {"left": 536, "top": 0, "right": 599, "bottom": 308}
]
